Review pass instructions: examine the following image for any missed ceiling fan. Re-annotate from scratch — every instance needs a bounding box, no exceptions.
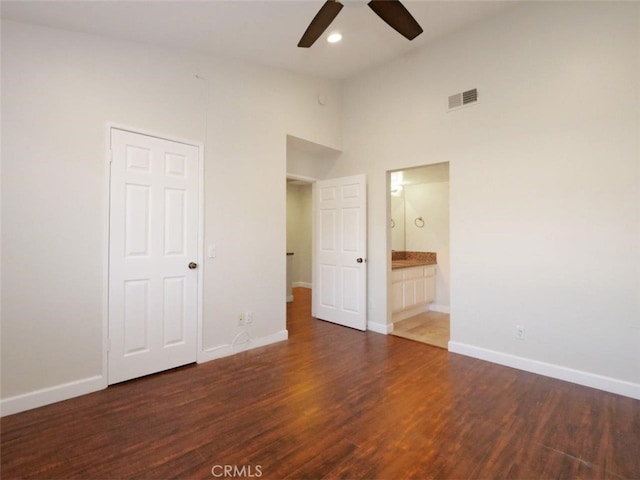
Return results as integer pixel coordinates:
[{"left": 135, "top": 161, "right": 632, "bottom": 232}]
[{"left": 298, "top": 0, "right": 423, "bottom": 48}]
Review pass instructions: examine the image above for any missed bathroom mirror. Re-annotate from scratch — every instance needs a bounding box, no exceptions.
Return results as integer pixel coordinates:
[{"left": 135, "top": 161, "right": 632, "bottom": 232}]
[{"left": 390, "top": 163, "right": 450, "bottom": 253}]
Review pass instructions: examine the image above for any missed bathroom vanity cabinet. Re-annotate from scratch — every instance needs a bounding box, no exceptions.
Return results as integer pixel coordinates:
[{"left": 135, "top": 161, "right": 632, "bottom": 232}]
[{"left": 391, "top": 265, "right": 436, "bottom": 321}]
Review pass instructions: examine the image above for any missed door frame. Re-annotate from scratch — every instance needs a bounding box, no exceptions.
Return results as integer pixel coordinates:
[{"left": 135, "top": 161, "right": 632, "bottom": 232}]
[
  {"left": 102, "top": 123, "right": 205, "bottom": 384},
  {"left": 286, "top": 172, "right": 369, "bottom": 331}
]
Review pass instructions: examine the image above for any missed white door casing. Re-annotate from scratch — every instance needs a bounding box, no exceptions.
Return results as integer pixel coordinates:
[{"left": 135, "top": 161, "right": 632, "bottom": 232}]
[
  {"left": 312, "top": 175, "right": 367, "bottom": 331},
  {"left": 108, "top": 129, "right": 199, "bottom": 384}
]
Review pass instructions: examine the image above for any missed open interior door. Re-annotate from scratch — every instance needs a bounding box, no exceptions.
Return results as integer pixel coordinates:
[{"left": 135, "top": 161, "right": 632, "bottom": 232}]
[{"left": 312, "top": 174, "right": 367, "bottom": 331}]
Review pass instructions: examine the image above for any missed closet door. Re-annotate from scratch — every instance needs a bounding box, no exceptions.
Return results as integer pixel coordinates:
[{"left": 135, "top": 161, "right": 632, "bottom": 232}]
[{"left": 108, "top": 128, "right": 200, "bottom": 384}]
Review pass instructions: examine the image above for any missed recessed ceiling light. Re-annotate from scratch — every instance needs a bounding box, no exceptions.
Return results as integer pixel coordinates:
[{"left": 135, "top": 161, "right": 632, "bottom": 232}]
[{"left": 327, "top": 33, "right": 342, "bottom": 44}]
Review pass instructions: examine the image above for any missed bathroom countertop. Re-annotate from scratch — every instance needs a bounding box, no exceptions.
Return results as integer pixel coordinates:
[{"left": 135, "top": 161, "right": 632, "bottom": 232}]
[
  {"left": 391, "top": 258, "right": 437, "bottom": 269},
  {"left": 391, "top": 251, "right": 437, "bottom": 270}
]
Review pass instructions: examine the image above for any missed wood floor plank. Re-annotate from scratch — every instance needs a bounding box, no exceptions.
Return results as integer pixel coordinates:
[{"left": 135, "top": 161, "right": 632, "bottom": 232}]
[{"left": 2, "top": 287, "right": 639, "bottom": 479}]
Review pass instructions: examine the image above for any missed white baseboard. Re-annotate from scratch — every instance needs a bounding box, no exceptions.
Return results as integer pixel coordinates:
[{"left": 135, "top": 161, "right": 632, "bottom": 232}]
[
  {"left": 367, "top": 321, "right": 392, "bottom": 334},
  {"left": 286, "top": 295, "right": 294, "bottom": 303},
  {"left": 199, "top": 330, "right": 289, "bottom": 363},
  {"left": 429, "top": 303, "right": 450, "bottom": 314},
  {"left": 1, "top": 375, "right": 106, "bottom": 417},
  {"left": 448, "top": 341, "right": 640, "bottom": 400},
  {"left": 2, "top": 330, "right": 290, "bottom": 416},
  {"left": 292, "top": 282, "right": 312, "bottom": 289}
]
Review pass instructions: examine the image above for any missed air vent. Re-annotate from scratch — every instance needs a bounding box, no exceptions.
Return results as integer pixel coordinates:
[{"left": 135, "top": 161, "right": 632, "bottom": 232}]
[
  {"left": 462, "top": 88, "right": 478, "bottom": 104},
  {"left": 448, "top": 88, "right": 478, "bottom": 110}
]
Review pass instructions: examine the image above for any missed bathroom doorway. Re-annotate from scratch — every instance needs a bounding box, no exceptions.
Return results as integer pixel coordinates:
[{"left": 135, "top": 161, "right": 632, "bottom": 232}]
[{"left": 388, "top": 162, "right": 451, "bottom": 349}]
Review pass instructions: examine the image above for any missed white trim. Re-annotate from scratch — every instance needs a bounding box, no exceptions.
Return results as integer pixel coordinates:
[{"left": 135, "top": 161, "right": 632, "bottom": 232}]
[
  {"left": 367, "top": 321, "right": 392, "bottom": 334},
  {"left": 286, "top": 173, "right": 318, "bottom": 184},
  {"left": 429, "top": 303, "right": 450, "bottom": 314},
  {"left": 1, "top": 376, "right": 105, "bottom": 417},
  {"left": 107, "top": 123, "right": 203, "bottom": 149},
  {"left": 286, "top": 295, "right": 294, "bottom": 303},
  {"left": 196, "top": 137, "right": 205, "bottom": 377},
  {"left": 102, "top": 124, "right": 112, "bottom": 388},
  {"left": 105, "top": 123, "right": 205, "bottom": 384},
  {"left": 292, "top": 282, "right": 312, "bottom": 289},
  {"left": 198, "top": 330, "right": 289, "bottom": 364},
  {"left": 448, "top": 341, "right": 640, "bottom": 400}
]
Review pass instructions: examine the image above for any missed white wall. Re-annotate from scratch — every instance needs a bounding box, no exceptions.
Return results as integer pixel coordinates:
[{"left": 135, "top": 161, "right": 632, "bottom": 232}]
[
  {"left": 332, "top": 2, "right": 640, "bottom": 395},
  {"left": 404, "top": 182, "right": 450, "bottom": 308},
  {"left": 286, "top": 136, "right": 340, "bottom": 180},
  {"left": 0, "top": 20, "right": 341, "bottom": 407},
  {"left": 286, "top": 183, "right": 312, "bottom": 286}
]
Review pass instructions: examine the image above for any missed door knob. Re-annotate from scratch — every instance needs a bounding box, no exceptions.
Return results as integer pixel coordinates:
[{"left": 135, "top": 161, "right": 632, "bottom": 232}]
[
  {"left": 188, "top": 262, "right": 198, "bottom": 270},
  {"left": 356, "top": 258, "right": 364, "bottom": 263}
]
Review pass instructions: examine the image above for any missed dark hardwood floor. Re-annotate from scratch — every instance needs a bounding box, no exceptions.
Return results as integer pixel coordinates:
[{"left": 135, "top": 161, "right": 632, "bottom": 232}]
[{"left": 2, "top": 287, "right": 639, "bottom": 479}]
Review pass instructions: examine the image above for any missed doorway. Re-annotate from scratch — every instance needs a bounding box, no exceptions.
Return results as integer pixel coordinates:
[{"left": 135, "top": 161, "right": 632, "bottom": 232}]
[
  {"left": 388, "top": 162, "right": 450, "bottom": 348},
  {"left": 285, "top": 135, "right": 368, "bottom": 331},
  {"left": 285, "top": 134, "right": 334, "bottom": 309},
  {"left": 286, "top": 177, "right": 314, "bottom": 301}
]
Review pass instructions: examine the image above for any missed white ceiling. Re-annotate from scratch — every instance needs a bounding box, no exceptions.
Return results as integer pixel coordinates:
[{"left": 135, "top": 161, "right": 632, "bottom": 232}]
[{"left": 1, "top": 0, "right": 517, "bottom": 80}]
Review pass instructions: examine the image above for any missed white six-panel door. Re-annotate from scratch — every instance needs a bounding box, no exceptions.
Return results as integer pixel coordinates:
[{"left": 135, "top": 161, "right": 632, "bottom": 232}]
[
  {"left": 108, "top": 129, "right": 199, "bottom": 384},
  {"left": 312, "top": 175, "right": 367, "bottom": 331}
]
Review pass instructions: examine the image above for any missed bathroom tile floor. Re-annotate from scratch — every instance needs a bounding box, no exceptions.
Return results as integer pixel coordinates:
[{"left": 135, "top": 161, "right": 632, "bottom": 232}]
[{"left": 391, "top": 311, "right": 450, "bottom": 349}]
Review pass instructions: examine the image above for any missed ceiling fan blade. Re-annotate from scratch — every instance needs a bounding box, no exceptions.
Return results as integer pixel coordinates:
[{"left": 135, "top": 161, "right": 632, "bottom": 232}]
[
  {"left": 298, "top": 0, "right": 344, "bottom": 48},
  {"left": 368, "top": 0, "right": 423, "bottom": 41}
]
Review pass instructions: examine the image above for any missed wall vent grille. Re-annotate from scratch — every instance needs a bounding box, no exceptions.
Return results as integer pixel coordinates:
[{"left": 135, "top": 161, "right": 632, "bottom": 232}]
[{"left": 448, "top": 88, "right": 478, "bottom": 110}]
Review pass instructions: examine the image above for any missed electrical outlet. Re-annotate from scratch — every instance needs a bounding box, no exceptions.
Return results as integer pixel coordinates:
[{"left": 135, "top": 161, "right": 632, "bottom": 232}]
[
  {"left": 245, "top": 311, "right": 253, "bottom": 324},
  {"left": 515, "top": 325, "right": 525, "bottom": 340},
  {"left": 238, "top": 314, "right": 245, "bottom": 326}
]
